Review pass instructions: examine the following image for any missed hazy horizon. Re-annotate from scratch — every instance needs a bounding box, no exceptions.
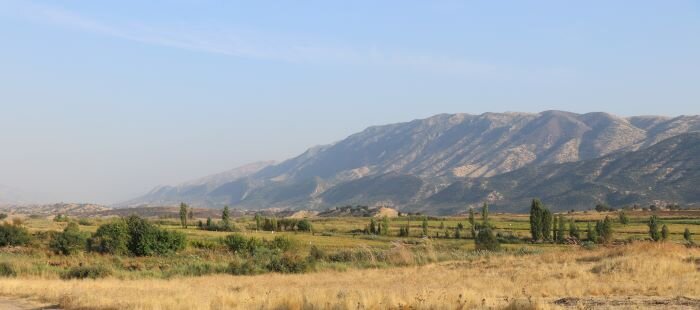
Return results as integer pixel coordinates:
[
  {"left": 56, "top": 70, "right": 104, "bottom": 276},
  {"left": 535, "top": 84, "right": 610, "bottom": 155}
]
[{"left": 1, "top": 1, "right": 699, "bottom": 204}]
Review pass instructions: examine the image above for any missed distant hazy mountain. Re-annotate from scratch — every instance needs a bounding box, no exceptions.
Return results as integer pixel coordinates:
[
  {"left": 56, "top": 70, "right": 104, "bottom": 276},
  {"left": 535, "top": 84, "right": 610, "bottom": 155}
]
[
  {"left": 119, "top": 161, "right": 274, "bottom": 207},
  {"left": 0, "top": 184, "right": 48, "bottom": 206},
  {"left": 127, "top": 111, "right": 700, "bottom": 213}
]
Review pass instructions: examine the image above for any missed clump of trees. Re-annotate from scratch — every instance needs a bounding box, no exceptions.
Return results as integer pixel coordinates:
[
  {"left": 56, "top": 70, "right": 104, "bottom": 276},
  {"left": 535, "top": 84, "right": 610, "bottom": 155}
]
[
  {"left": 364, "top": 216, "right": 391, "bottom": 235},
  {"left": 223, "top": 233, "right": 310, "bottom": 275},
  {"left": 529, "top": 199, "right": 553, "bottom": 242},
  {"left": 594, "top": 216, "right": 613, "bottom": 243},
  {"left": 595, "top": 204, "right": 615, "bottom": 212},
  {"left": 89, "top": 215, "right": 186, "bottom": 256},
  {"left": 199, "top": 206, "right": 236, "bottom": 232},
  {"left": 474, "top": 203, "right": 500, "bottom": 251},
  {"left": 618, "top": 211, "right": 629, "bottom": 225},
  {"left": 50, "top": 222, "right": 89, "bottom": 255}
]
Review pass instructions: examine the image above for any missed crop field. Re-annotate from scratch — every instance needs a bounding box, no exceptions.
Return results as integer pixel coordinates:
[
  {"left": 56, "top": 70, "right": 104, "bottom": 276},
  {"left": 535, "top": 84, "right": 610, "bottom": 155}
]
[{"left": 0, "top": 210, "right": 698, "bottom": 309}]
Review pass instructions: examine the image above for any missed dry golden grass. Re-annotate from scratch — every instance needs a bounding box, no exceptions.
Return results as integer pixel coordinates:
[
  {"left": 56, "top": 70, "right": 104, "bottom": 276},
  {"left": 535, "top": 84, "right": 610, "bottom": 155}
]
[{"left": 0, "top": 242, "right": 697, "bottom": 309}]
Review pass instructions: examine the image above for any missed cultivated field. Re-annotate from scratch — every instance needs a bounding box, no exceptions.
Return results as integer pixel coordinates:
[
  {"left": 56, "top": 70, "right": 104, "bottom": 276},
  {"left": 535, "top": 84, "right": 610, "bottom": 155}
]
[{"left": 0, "top": 210, "right": 698, "bottom": 309}]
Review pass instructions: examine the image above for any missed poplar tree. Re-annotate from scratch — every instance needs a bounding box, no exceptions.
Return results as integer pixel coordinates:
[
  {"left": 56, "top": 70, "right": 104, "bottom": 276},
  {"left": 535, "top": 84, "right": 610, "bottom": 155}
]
[
  {"left": 179, "top": 203, "right": 188, "bottom": 228},
  {"left": 421, "top": 217, "right": 428, "bottom": 237},
  {"left": 481, "top": 203, "right": 489, "bottom": 224},
  {"left": 587, "top": 222, "right": 597, "bottom": 242},
  {"left": 221, "top": 206, "right": 232, "bottom": 231},
  {"left": 542, "top": 208, "right": 553, "bottom": 241},
  {"left": 530, "top": 199, "right": 544, "bottom": 241},
  {"left": 648, "top": 215, "right": 661, "bottom": 241},
  {"left": 381, "top": 216, "right": 390, "bottom": 236},
  {"left": 557, "top": 215, "right": 566, "bottom": 243},
  {"left": 569, "top": 218, "right": 580, "bottom": 239}
]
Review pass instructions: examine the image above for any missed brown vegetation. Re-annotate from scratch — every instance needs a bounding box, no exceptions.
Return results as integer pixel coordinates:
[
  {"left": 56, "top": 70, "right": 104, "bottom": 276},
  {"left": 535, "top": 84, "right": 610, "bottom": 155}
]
[{"left": 0, "top": 242, "right": 697, "bottom": 309}]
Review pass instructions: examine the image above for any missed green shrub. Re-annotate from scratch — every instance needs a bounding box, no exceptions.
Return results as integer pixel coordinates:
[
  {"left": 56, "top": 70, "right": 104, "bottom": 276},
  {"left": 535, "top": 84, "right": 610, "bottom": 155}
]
[
  {"left": 50, "top": 222, "right": 89, "bottom": 255},
  {"left": 684, "top": 228, "right": 693, "bottom": 243},
  {"left": 475, "top": 226, "right": 501, "bottom": 251},
  {"left": 89, "top": 220, "right": 130, "bottom": 255},
  {"left": 661, "top": 224, "right": 669, "bottom": 241},
  {"left": 77, "top": 218, "right": 93, "bottom": 226},
  {"left": 309, "top": 245, "right": 326, "bottom": 261},
  {"left": 61, "top": 265, "right": 112, "bottom": 280},
  {"left": 648, "top": 216, "right": 661, "bottom": 241},
  {"left": 0, "top": 223, "right": 31, "bottom": 247},
  {"left": 222, "top": 234, "right": 249, "bottom": 254},
  {"left": 126, "top": 216, "right": 186, "bottom": 256},
  {"left": 296, "top": 219, "right": 312, "bottom": 232},
  {"left": 190, "top": 239, "right": 219, "bottom": 250},
  {"left": 268, "top": 235, "right": 295, "bottom": 252},
  {"left": 0, "top": 262, "right": 17, "bottom": 277},
  {"left": 267, "top": 252, "right": 310, "bottom": 273},
  {"left": 0, "top": 213, "right": 7, "bottom": 220}
]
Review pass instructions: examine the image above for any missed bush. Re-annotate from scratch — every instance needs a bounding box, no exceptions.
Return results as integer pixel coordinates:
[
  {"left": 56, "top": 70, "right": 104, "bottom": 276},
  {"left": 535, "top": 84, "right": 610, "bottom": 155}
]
[
  {"left": 222, "top": 234, "right": 250, "bottom": 254},
  {"left": 126, "top": 216, "right": 186, "bottom": 256},
  {"left": 89, "top": 220, "right": 130, "bottom": 255},
  {"left": 78, "top": 218, "right": 93, "bottom": 226},
  {"left": 684, "top": 228, "right": 692, "bottom": 243},
  {"left": 0, "top": 223, "right": 31, "bottom": 247},
  {"left": 0, "top": 262, "right": 17, "bottom": 277},
  {"left": 661, "top": 224, "right": 669, "bottom": 241},
  {"left": 0, "top": 213, "right": 7, "bottom": 220},
  {"left": 50, "top": 222, "right": 89, "bottom": 255},
  {"left": 61, "top": 265, "right": 112, "bottom": 280},
  {"left": 53, "top": 214, "right": 69, "bottom": 222},
  {"left": 309, "top": 245, "right": 326, "bottom": 261},
  {"left": 648, "top": 216, "right": 661, "bottom": 241},
  {"left": 475, "top": 226, "right": 501, "bottom": 251},
  {"left": 296, "top": 219, "right": 312, "bottom": 232}
]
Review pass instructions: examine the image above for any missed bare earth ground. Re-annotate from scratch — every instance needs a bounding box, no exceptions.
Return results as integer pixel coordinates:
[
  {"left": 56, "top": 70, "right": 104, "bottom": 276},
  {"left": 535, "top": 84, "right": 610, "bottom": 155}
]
[
  {"left": 0, "top": 297, "right": 59, "bottom": 310},
  {"left": 0, "top": 242, "right": 697, "bottom": 309}
]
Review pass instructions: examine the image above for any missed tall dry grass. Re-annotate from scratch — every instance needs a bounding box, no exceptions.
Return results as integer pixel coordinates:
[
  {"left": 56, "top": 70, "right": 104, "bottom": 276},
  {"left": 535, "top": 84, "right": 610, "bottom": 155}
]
[{"left": 0, "top": 242, "right": 697, "bottom": 309}]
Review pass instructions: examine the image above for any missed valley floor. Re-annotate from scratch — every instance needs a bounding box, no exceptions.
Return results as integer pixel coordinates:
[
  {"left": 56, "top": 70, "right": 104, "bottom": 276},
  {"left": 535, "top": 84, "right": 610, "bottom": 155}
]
[{"left": 0, "top": 242, "right": 698, "bottom": 309}]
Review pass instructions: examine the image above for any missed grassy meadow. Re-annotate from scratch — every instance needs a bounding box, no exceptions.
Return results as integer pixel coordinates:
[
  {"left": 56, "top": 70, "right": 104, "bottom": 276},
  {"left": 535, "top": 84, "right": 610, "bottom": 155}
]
[{"left": 0, "top": 209, "right": 698, "bottom": 309}]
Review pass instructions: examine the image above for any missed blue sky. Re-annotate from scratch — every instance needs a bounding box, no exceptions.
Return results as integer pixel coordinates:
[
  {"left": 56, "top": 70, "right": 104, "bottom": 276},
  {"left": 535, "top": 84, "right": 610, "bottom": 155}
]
[{"left": 0, "top": 1, "right": 699, "bottom": 204}]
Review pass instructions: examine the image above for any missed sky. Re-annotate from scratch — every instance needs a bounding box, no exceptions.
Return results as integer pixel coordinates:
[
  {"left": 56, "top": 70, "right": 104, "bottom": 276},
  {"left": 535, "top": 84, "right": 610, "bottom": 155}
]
[{"left": 0, "top": 0, "right": 699, "bottom": 204}]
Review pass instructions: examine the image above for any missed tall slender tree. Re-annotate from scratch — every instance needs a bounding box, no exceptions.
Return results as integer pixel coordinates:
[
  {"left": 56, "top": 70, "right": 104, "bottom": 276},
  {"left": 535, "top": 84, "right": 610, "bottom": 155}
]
[
  {"left": 569, "top": 218, "right": 580, "bottom": 239},
  {"left": 542, "top": 208, "right": 553, "bottom": 241},
  {"left": 421, "top": 217, "right": 428, "bottom": 236},
  {"left": 179, "top": 203, "right": 188, "bottom": 228},
  {"left": 381, "top": 216, "right": 390, "bottom": 236},
  {"left": 587, "top": 222, "right": 597, "bottom": 242},
  {"left": 481, "top": 203, "right": 489, "bottom": 224},
  {"left": 648, "top": 215, "right": 661, "bottom": 241},
  {"left": 221, "top": 206, "right": 231, "bottom": 231},
  {"left": 529, "top": 199, "right": 544, "bottom": 241},
  {"left": 557, "top": 215, "right": 566, "bottom": 243}
]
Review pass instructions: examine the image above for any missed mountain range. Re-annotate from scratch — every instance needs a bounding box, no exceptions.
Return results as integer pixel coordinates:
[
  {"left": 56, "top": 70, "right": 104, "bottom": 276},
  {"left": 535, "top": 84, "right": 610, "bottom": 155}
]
[{"left": 123, "top": 111, "right": 700, "bottom": 214}]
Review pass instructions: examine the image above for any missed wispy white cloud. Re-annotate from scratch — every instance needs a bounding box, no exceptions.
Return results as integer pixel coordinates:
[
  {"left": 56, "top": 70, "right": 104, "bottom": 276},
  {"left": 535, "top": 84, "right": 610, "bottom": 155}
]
[{"left": 10, "top": 2, "right": 557, "bottom": 79}]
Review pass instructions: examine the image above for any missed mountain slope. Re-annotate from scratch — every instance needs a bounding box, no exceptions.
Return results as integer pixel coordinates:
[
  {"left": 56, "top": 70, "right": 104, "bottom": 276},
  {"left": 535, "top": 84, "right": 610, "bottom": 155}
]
[
  {"left": 427, "top": 132, "right": 700, "bottom": 213},
  {"left": 119, "top": 161, "right": 274, "bottom": 207},
  {"left": 127, "top": 111, "right": 700, "bottom": 211}
]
